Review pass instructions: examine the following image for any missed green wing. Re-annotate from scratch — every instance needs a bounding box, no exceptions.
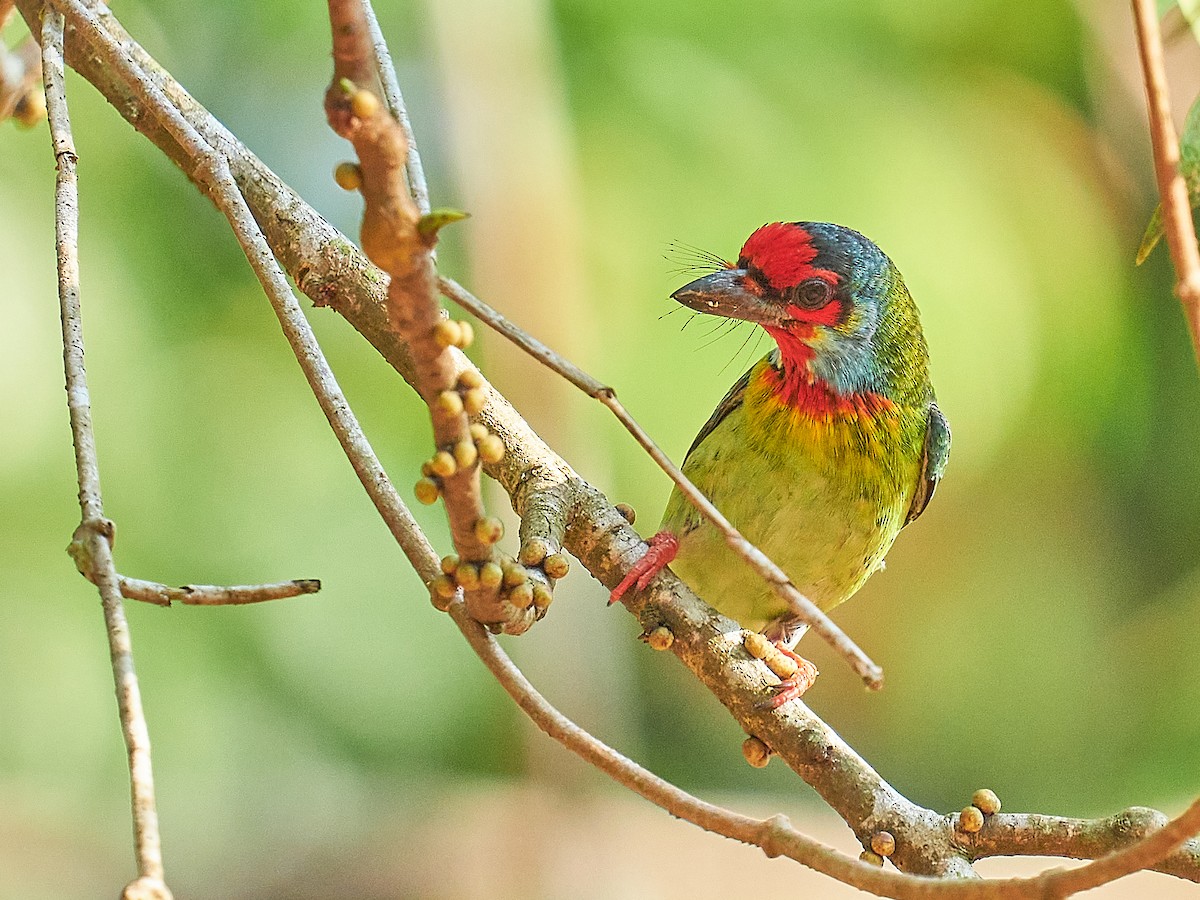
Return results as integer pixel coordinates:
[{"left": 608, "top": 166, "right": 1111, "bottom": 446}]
[
  {"left": 686, "top": 363, "right": 754, "bottom": 458},
  {"left": 905, "top": 401, "right": 950, "bottom": 525}
]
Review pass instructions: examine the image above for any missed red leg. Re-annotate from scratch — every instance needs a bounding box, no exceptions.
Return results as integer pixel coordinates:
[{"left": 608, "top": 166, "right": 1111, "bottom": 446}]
[
  {"left": 609, "top": 531, "right": 679, "bottom": 606},
  {"left": 759, "top": 642, "right": 819, "bottom": 709}
]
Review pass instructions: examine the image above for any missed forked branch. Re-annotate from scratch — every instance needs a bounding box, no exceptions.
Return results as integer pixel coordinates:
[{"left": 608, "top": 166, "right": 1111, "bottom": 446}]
[{"left": 40, "top": 8, "right": 171, "bottom": 898}]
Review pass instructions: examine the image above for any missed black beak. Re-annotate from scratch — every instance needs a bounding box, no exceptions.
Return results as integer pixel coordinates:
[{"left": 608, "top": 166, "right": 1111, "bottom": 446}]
[{"left": 670, "top": 268, "right": 780, "bottom": 326}]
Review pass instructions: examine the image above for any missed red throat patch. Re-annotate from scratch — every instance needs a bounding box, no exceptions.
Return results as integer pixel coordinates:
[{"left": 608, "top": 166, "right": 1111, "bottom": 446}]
[
  {"left": 739, "top": 223, "right": 838, "bottom": 290},
  {"left": 758, "top": 361, "right": 895, "bottom": 420}
]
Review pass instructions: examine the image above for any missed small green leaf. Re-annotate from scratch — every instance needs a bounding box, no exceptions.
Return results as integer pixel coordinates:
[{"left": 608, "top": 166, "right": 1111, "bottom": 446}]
[
  {"left": 1136, "top": 206, "right": 1164, "bottom": 266},
  {"left": 1135, "top": 91, "right": 1200, "bottom": 264},
  {"left": 417, "top": 208, "right": 470, "bottom": 239}
]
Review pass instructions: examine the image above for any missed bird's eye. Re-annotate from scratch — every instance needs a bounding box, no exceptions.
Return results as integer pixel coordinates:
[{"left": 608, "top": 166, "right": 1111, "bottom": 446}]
[{"left": 789, "top": 278, "right": 833, "bottom": 310}]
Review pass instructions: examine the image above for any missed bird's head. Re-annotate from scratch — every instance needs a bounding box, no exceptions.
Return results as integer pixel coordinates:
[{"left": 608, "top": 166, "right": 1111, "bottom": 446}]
[{"left": 671, "top": 222, "right": 922, "bottom": 397}]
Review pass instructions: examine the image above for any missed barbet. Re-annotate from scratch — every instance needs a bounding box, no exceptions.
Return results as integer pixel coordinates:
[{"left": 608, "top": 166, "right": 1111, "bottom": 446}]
[{"left": 611, "top": 222, "right": 949, "bottom": 705}]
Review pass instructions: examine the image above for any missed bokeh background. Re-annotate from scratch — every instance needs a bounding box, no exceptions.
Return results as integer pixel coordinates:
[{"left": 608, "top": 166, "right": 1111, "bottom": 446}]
[{"left": 4, "top": 0, "right": 1200, "bottom": 897}]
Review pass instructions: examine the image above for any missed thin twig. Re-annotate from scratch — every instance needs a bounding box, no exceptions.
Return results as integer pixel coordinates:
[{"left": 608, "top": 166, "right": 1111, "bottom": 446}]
[
  {"left": 965, "top": 807, "right": 1200, "bottom": 883},
  {"left": 45, "top": 0, "right": 439, "bottom": 591},
  {"left": 325, "top": 0, "right": 540, "bottom": 633},
  {"left": 1132, "top": 0, "right": 1200, "bottom": 366},
  {"left": 1024, "top": 799, "right": 1200, "bottom": 896},
  {"left": 445, "top": 597, "right": 930, "bottom": 896},
  {"left": 41, "top": 9, "right": 171, "bottom": 899},
  {"left": 117, "top": 576, "right": 321, "bottom": 607},
  {"left": 360, "top": 0, "right": 429, "bottom": 214},
  {"left": 438, "top": 275, "right": 884, "bottom": 689}
]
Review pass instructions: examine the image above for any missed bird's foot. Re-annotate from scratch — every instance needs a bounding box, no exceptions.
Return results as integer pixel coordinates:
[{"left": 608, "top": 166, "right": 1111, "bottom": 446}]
[
  {"left": 759, "top": 643, "right": 819, "bottom": 709},
  {"left": 609, "top": 531, "right": 679, "bottom": 605}
]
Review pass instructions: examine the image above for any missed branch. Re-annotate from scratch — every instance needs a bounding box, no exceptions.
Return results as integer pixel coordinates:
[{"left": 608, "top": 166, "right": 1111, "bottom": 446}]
[
  {"left": 116, "top": 577, "right": 321, "bottom": 607},
  {"left": 359, "top": 0, "right": 428, "bottom": 215},
  {"left": 437, "top": 276, "right": 883, "bottom": 686},
  {"left": 1132, "top": 0, "right": 1200, "bottom": 366},
  {"left": 44, "top": 0, "right": 442, "bottom": 596},
  {"left": 324, "top": 0, "right": 545, "bottom": 634},
  {"left": 40, "top": 9, "right": 171, "bottom": 899},
  {"left": 964, "top": 806, "right": 1200, "bottom": 884}
]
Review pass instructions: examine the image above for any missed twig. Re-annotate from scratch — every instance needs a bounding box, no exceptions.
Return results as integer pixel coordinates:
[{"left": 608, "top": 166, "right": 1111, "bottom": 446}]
[
  {"left": 438, "top": 275, "right": 884, "bottom": 689},
  {"left": 1016, "top": 799, "right": 1200, "bottom": 896},
  {"left": 117, "top": 577, "right": 321, "bottom": 607},
  {"left": 360, "top": 0, "right": 429, "bottom": 214},
  {"left": 40, "top": 9, "right": 171, "bottom": 899},
  {"left": 324, "top": 0, "right": 540, "bottom": 633},
  {"left": 965, "top": 807, "right": 1200, "bottom": 883},
  {"left": 445, "top": 596, "right": 933, "bottom": 896},
  {"left": 1132, "top": 0, "right": 1200, "bottom": 366},
  {"left": 44, "top": 0, "right": 440, "bottom": 591}
]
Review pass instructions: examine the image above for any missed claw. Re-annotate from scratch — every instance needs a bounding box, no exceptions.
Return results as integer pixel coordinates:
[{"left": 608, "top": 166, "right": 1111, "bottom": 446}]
[
  {"left": 609, "top": 531, "right": 679, "bottom": 605},
  {"left": 757, "top": 642, "right": 819, "bottom": 709}
]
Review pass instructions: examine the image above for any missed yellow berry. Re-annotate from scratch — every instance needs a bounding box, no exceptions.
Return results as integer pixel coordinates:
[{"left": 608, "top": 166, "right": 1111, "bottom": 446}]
[
  {"left": 455, "top": 563, "right": 480, "bottom": 590},
  {"left": 519, "top": 539, "right": 550, "bottom": 567},
  {"left": 972, "top": 789, "right": 1001, "bottom": 816},
  {"left": 859, "top": 850, "right": 884, "bottom": 867},
  {"left": 870, "top": 831, "right": 896, "bottom": 857},
  {"left": 743, "top": 632, "right": 772, "bottom": 660},
  {"left": 543, "top": 552, "right": 570, "bottom": 579},
  {"left": 477, "top": 434, "right": 505, "bottom": 463},
  {"left": 430, "top": 575, "right": 456, "bottom": 610},
  {"left": 440, "top": 554, "right": 459, "bottom": 575},
  {"left": 429, "top": 451, "right": 457, "bottom": 478},
  {"left": 741, "top": 736, "right": 771, "bottom": 768},
  {"left": 463, "top": 387, "right": 487, "bottom": 415},
  {"left": 458, "top": 368, "right": 484, "bottom": 390},
  {"left": 645, "top": 626, "right": 674, "bottom": 651},
  {"left": 433, "top": 320, "right": 462, "bottom": 348},
  {"left": 764, "top": 651, "right": 798, "bottom": 681},
  {"left": 436, "top": 390, "right": 464, "bottom": 417},
  {"left": 532, "top": 582, "right": 553, "bottom": 609},
  {"left": 333, "top": 161, "right": 362, "bottom": 191},
  {"left": 414, "top": 477, "right": 440, "bottom": 505},
  {"left": 457, "top": 320, "right": 475, "bottom": 348},
  {"left": 453, "top": 439, "right": 478, "bottom": 469},
  {"left": 420, "top": 461, "right": 434, "bottom": 478},
  {"left": 474, "top": 517, "right": 504, "bottom": 545},
  {"left": 615, "top": 503, "right": 636, "bottom": 524},
  {"left": 350, "top": 89, "right": 381, "bottom": 119},
  {"left": 958, "top": 806, "right": 984, "bottom": 833},
  {"left": 501, "top": 564, "right": 528, "bottom": 588},
  {"left": 479, "top": 562, "right": 503, "bottom": 591},
  {"left": 469, "top": 423, "right": 489, "bottom": 441},
  {"left": 508, "top": 581, "right": 534, "bottom": 609}
]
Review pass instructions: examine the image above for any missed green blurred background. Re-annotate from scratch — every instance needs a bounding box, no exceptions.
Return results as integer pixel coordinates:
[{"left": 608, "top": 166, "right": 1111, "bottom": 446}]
[{"left": 4, "top": 0, "right": 1200, "bottom": 897}]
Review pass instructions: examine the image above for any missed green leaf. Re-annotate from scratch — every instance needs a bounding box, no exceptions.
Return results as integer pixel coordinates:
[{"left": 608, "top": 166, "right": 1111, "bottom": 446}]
[
  {"left": 417, "top": 207, "right": 470, "bottom": 240},
  {"left": 1136, "top": 90, "right": 1200, "bottom": 264},
  {"left": 1159, "top": 0, "right": 1179, "bottom": 17}
]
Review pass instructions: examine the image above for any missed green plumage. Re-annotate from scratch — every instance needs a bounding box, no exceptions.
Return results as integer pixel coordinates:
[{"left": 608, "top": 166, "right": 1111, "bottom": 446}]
[{"left": 657, "top": 222, "right": 948, "bottom": 639}]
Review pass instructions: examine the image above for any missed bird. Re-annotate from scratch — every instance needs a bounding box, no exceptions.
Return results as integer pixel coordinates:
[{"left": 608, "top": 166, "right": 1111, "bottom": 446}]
[{"left": 610, "top": 221, "right": 950, "bottom": 706}]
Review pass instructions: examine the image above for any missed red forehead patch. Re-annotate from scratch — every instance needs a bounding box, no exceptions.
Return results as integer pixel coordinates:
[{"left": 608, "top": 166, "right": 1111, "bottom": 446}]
[{"left": 739, "top": 222, "right": 837, "bottom": 289}]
